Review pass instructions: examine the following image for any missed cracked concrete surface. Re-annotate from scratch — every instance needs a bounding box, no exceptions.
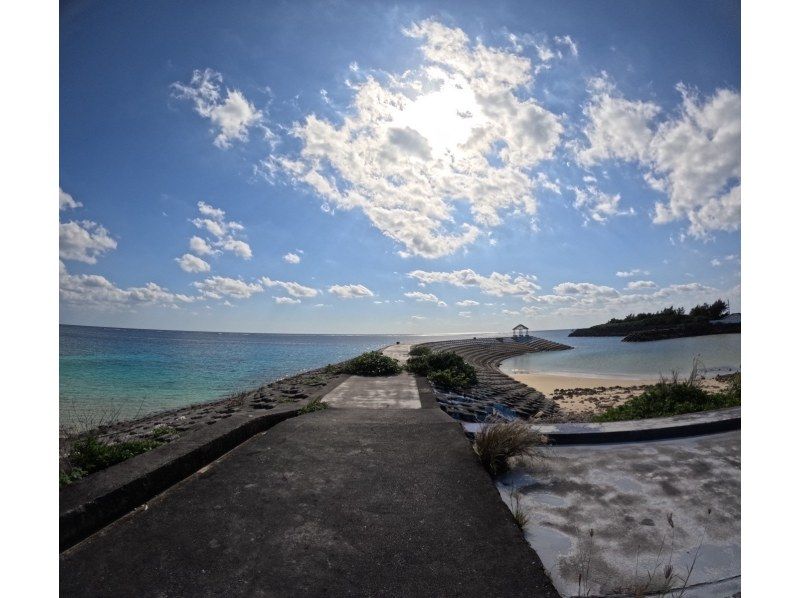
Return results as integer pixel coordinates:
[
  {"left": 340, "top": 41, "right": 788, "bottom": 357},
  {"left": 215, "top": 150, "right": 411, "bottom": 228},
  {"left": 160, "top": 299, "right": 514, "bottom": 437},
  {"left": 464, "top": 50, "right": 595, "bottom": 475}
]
[{"left": 497, "top": 431, "right": 740, "bottom": 597}]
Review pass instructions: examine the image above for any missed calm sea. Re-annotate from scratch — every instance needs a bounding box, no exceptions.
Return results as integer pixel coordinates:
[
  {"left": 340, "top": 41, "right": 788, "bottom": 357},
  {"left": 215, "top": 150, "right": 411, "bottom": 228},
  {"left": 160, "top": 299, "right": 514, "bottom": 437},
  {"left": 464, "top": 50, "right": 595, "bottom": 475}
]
[
  {"left": 500, "top": 328, "right": 741, "bottom": 380},
  {"left": 60, "top": 325, "right": 741, "bottom": 426},
  {"left": 59, "top": 325, "right": 487, "bottom": 425}
]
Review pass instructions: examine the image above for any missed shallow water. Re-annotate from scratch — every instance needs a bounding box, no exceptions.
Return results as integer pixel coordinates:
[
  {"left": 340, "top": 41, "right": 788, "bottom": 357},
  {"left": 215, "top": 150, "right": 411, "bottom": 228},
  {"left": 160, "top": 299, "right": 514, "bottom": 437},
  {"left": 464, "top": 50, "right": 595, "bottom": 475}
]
[
  {"left": 501, "top": 329, "right": 740, "bottom": 379},
  {"left": 59, "top": 325, "right": 490, "bottom": 423}
]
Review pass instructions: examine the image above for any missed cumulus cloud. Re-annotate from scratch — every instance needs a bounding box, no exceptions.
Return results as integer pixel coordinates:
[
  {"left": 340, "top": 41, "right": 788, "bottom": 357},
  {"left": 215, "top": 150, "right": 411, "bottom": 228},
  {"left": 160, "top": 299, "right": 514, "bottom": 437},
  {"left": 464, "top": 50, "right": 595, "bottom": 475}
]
[
  {"left": 59, "top": 188, "right": 82, "bottom": 210},
  {"left": 175, "top": 253, "right": 211, "bottom": 273},
  {"left": 172, "top": 69, "right": 264, "bottom": 148},
  {"left": 626, "top": 280, "right": 657, "bottom": 290},
  {"left": 616, "top": 269, "right": 650, "bottom": 278},
  {"left": 577, "top": 76, "right": 740, "bottom": 237},
  {"left": 404, "top": 291, "right": 447, "bottom": 307},
  {"left": 60, "top": 220, "right": 117, "bottom": 264},
  {"left": 571, "top": 185, "right": 634, "bottom": 223},
  {"left": 407, "top": 268, "right": 539, "bottom": 297},
  {"left": 261, "top": 277, "right": 319, "bottom": 298},
  {"left": 193, "top": 276, "right": 263, "bottom": 300},
  {"left": 273, "top": 296, "right": 301, "bottom": 305},
  {"left": 455, "top": 299, "right": 480, "bottom": 307},
  {"left": 577, "top": 74, "right": 660, "bottom": 165},
  {"left": 189, "top": 236, "right": 215, "bottom": 256},
  {"left": 273, "top": 19, "right": 563, "bottom": 258},
  {"left": 189, "top": 201, "right": 252, "bottom": 260},
  {"left": 60, "top": 261, "right": 194, "bottom": 308},
  {"left": 554, "top": 282, "right": 619, "bottom": 298},
  {"left": 327, "top": 284, "right": 375, "bottom": 299},
  {"left": 283, "top": 252, "right": 301, "bottom": 264}
]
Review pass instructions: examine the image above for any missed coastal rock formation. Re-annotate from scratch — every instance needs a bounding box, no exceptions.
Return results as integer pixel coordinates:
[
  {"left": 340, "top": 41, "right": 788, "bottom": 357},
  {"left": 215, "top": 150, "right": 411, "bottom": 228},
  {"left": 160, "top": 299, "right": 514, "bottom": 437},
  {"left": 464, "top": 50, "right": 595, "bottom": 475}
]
[{"left": 413, "top": 337, "right": 572, "bottom": 422}]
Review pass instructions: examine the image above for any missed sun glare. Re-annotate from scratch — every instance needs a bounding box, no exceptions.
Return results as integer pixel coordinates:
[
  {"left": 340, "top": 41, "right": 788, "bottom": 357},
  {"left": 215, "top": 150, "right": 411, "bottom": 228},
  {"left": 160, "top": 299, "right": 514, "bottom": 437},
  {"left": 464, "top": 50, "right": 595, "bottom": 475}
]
[{"left": 391, "top": 82, "right": 486, "bottom": 156}]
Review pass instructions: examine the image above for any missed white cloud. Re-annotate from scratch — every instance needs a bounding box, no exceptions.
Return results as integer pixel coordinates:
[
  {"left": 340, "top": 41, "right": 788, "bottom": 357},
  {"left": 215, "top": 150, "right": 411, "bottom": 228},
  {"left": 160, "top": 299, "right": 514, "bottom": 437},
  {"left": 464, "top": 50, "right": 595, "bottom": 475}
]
[
  {"left": 175, "top": 253, "right": 211, "bottom": 273},
  {"left": 616, "top": 269, "right": 650, "bottom": 278},
  {"left": 261, "top": 277, "right": 319, "bottom": 298},
  {"left": 273, "top": 20, "right": 563, "bottom": 258},
  {"left": 410, "top": 315, "right": 426, "bottom": 320},
  {"left": 577, "top": 74, "right": 660, "bottom": 165},
  {"left": 283, "top": 252, "right": 301, "bottom": 264},
  {"left": 626, "top": 280, "right": 657, "bottom": 290},
  {"left": 553, "top": 282, "right": 620, "bottom": 298},
  {"left": 404, "top": 291, "right": 447, "bottom": 307},
  {"left": 554, "top": 35, "right": 579, "bottom": 57},
  {"left": 60, "top": 220, "right": 117, "bottom": 264},
  {"left": 711, "top": 258, "right": 722, "bottom": 267},
  {"left": 571, "top": 185, "right": 634, "bottom": 223},
  {"left": 59, "top": 188, "right": 82, "bottom": 210},
  {"left": 455, "top": 299, "right": 480, "bottom": 307},
  {"left": 578, "top": 76, "right": 740, "bottom": 237},
  {"left": 193, "top": 276, "right": 263, "bottom": 300},
  {"left": 273, "top": 296, "right": 301, "bottom": 305},
  {"left": 327, "top": 284, "right": 375, "bottom": 299},
  {"left": 60, "top": 261, "right": 194, "bottom": 308},
  {"left": 407, "top": 268, "right": 539, "bottom": 297},
  {"left": 189, "top": 236, "right": 215, "bottom": 256},
  {"left": 172, "top": 69, "right": 264, "bottom": 149},
  {"left": 189, "top": 201, "right": 252, "bottom": 260},
  {"left": 458, "top": 311, "right": 472, "bottom": 317}
]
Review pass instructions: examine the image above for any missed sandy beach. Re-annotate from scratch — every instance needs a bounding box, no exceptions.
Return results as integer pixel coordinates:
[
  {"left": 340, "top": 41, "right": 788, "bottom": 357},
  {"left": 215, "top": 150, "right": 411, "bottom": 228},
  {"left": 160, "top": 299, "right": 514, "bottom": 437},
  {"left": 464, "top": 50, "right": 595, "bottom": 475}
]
[{"left": 504, "top": 370, "right": 731, "bottom": 419}]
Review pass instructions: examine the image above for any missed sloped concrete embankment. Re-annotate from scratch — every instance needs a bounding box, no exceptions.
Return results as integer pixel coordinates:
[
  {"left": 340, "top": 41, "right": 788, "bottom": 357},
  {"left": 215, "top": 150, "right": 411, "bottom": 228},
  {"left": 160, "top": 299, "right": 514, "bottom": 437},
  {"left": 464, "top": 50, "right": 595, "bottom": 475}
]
[{"left": 414, "top": 337, "right": 572, "bottom": 422}]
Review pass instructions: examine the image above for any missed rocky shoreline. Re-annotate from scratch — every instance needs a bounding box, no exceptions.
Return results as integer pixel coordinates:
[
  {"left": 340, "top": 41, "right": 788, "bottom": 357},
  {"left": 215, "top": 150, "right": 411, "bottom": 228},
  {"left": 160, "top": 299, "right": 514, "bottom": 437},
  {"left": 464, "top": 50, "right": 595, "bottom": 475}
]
[{"left": 59, "top": 364, "right": 348, "bottom": 471}]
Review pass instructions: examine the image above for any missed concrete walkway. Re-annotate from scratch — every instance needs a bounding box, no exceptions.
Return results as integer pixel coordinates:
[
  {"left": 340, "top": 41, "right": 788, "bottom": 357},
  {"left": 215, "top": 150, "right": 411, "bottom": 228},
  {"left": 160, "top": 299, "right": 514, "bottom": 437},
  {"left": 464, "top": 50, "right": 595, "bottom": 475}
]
[
  {"left": 61, "top": 375, "right": 559, "bottom": 597},
  {"left": 323, "top": 372, "right": 422, "bottom": 409}
]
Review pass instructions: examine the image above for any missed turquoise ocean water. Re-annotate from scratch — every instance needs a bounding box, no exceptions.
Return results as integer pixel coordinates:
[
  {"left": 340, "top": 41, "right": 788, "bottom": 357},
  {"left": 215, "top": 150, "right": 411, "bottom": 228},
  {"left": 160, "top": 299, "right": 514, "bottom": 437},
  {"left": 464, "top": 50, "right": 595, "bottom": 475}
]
[
  {"left": 500, "top": 329, "right": 741, "bottom": 380},
  {"left": 59, "top": 325, "right": 482, "bottom": 425},
  {"left": 60, "top": 325, "right": 741, "bottom": 425}
]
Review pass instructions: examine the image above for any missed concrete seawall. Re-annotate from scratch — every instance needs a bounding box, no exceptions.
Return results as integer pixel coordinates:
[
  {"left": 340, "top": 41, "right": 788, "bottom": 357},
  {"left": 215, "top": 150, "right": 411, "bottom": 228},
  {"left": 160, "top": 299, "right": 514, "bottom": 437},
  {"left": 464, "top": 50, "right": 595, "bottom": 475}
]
[{"left": 414, "top": 336, "right": 572, "bottom": 422}]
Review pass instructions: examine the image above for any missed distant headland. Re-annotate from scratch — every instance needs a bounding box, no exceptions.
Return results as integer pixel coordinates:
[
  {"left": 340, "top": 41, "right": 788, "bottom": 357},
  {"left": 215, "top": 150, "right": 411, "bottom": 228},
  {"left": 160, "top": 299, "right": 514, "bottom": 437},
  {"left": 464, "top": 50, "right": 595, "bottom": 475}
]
[{"left": 569, "top": 299, "right": 741, "bottom": 342}]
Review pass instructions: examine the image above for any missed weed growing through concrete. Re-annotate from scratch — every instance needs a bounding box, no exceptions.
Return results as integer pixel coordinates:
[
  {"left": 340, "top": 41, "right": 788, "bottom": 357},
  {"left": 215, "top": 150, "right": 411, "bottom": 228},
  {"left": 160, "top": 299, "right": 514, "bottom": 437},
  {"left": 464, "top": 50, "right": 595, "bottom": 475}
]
[
  {"left": 299, "top": 398, "right": 328, "bottom": 414},
  {"left": 509, "top": 490, "right": 530, "bottom": 530},
  {"left": 472, "top": 417, "right": 548, "bottom": 476}
]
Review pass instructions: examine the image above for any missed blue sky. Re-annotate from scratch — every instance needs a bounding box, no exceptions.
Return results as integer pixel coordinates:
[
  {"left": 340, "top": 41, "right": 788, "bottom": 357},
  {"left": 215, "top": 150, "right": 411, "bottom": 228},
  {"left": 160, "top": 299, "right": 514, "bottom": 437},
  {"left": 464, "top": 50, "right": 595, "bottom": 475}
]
[{"left": 59, "top": 0, "right": 741, "bottom": 334}]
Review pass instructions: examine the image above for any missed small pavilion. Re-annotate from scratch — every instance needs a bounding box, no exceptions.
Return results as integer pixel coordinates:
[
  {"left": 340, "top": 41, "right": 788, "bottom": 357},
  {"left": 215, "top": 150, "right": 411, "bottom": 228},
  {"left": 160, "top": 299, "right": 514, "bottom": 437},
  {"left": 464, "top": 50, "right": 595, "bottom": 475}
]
[{"left": 512, "top": 323, "right": 529, "bottom": 338}]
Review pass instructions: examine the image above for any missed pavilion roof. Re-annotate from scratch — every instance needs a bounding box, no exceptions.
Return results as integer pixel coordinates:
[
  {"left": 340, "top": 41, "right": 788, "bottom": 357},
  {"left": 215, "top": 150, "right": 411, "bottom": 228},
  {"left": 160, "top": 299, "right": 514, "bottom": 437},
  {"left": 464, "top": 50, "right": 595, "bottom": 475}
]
[{"left": 512, "top": 324, "right": 528, "bottom": 330}]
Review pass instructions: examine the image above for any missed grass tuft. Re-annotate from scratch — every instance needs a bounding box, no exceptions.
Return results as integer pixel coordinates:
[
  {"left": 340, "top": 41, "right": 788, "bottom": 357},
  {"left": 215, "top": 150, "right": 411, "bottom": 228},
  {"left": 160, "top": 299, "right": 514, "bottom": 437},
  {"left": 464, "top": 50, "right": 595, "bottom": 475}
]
[
  {"left": 473, "top": 418, "right": 548, "bottom": 476},
  {"left": 299, "top": 398, "right": 328, "bottom": 414}
]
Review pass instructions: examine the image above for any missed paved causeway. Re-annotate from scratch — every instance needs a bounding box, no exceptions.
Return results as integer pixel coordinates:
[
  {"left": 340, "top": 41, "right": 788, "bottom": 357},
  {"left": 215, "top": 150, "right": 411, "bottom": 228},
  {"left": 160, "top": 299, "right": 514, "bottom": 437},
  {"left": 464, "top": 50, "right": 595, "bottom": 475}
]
[
  {"left": 60, "top": 370, "right": 559, "bottom": 597},
  {"left": 323, "top": 372, "right": 422, "bottom": 409}
]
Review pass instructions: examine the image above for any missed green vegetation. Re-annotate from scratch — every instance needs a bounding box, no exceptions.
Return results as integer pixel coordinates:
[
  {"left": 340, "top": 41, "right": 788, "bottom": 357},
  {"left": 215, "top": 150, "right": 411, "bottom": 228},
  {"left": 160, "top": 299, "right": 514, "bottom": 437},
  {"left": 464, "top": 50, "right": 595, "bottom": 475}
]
[
  {"left": 151, "top": 426, "right": 177, "bottom": 440},
  {"left": 408, "top": 345, "right": 432, "bottom": 357},
  {"left": 594, "top": 371, "right": 741, "bottom": 422},
  {"left": 61, "top": 424, "right": 181, "bottom": 487},
  {"left": 570, "top": 299, "right": 733, "bottom": 339},
  {"left": 340, "top": 351, "right": 402, "bottom": 376},
  {"left": 299, "top": 397, "right": 328, "bottom": 414},
  {"left": 405, "top": 349, "right": 477, "bottom": 390},
  {"left": 472, "top": 418, "right": 548, "bottom": 476},
  {"left": 66, "top": 436, "right": 163, "bottom": 480}
]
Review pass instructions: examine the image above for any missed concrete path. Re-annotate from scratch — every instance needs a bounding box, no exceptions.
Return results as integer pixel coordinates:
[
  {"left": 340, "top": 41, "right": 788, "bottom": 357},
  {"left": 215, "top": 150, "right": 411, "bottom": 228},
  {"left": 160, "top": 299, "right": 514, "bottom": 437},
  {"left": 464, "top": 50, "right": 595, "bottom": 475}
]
[
  {"left": 323, "top": 372, "right": 421, "bottom": 409},
  {"left": 61, "top": 377, "right": 559, "bottom": 597},
  {"left": 381, "top": 342, "right": 412, "bottom": 364}
]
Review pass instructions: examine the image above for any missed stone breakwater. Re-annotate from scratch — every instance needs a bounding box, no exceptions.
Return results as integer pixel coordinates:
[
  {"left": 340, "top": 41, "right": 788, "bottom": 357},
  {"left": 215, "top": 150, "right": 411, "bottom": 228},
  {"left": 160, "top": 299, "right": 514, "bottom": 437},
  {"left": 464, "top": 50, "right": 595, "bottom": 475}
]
[
  {"left": 60, "top": 367, "right": 346, "bottom": 467},
  {"left": 413, "top": 337, "right": 572, "bottom": 422}
]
